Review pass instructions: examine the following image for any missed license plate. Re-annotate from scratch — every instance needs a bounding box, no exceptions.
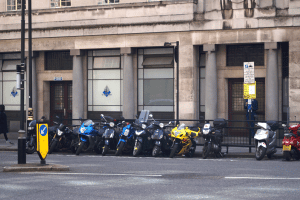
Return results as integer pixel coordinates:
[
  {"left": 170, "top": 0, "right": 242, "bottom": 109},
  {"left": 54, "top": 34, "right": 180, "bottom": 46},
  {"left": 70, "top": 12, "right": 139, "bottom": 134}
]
[{"left": 282, "top": 145, "right": 291, "bottom": 151}]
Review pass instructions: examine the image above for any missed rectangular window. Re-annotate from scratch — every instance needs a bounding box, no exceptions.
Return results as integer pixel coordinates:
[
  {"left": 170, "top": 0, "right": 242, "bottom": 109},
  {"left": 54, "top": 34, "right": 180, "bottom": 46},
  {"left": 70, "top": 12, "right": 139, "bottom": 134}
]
[
  {"left": 45, "top": 51, "right": 73, "bottom": 70},
  {"left": 98, "top": 0, "right": 119, "bottom": 5},
  {"left": 94, "top": 57, "right": 120, "bottom": 69},
  {"left": 51, "top": 0, "right": 71, "bottom": 8},
  {"left": 226, "top": 44, "right": 264, "bottom": 66},
  {"left": 7, "top": 0, "right": 25, "bottom": 11},
  {"left": 138, "top": 48, "right": 174, "bottom": 115}
]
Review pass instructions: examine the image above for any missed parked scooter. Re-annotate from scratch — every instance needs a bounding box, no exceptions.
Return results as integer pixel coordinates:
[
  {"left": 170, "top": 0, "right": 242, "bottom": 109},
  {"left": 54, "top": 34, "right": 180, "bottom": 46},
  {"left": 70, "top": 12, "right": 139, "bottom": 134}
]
[
  {"left": 100, "top": 114, "right": 123, "bottom": 156},
  {"left": 202, "top": 118, "right": 226, "bottom": 159},
  {"left": 115, "top": 122, "right": 136, "bottom": 156},
  {"left": 149, "top": 120, "right": 173, "bottom": 157},
  {"left": 169, "top": 123, "right": 201, "bottom": 158},
  {"left": 282, "top": 123, "right": 300, "bottom": 161},
  {"left": 254, "top": 121, "right": 278, "bottom": 160},
  {"left": 76, "top": 119, "right": 104, "bottom": 155}
]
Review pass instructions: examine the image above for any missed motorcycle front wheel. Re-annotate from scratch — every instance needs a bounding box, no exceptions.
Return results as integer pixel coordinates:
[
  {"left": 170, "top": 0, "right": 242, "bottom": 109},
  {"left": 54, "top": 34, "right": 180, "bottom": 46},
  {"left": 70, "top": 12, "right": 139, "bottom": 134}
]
[
  {"left": 152, "top": 145, "right": 160, "bottom": 157},
  {"left": 255, "top": 146, "right": 267, "bottom": 160},
  {"left": 48, "top": 139, "right": 58, "bottom": 154},
  {"left": 169, "top": 144, "right": 179, "bottom": 158},
  {"left": 26, "top": 141, "right": 36, "bottom": 154},
  {"left": 115, "top": 141, "right": 125, "bottom": 156},
  {"left": 202, "top": 143, "right": 211, "bottom": 159},
  {"left": 283, "top": 151, "right": 291, "bottom": 161},
  {"left": 133, "top": 141, "right": 142, "bottom": 157},
  {"left": 102, "top": 145, "right": 109, "bottom": 156},
  {"left": 76, "top": 142, "right": 85, "bottom": 155}
]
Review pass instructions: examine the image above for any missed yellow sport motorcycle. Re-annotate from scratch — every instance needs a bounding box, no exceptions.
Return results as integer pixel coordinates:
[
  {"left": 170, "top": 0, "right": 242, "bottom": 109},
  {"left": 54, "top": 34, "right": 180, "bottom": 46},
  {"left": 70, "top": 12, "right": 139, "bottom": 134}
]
[{"left": 169, "top": 124, "right": 201, "bottom": 158}]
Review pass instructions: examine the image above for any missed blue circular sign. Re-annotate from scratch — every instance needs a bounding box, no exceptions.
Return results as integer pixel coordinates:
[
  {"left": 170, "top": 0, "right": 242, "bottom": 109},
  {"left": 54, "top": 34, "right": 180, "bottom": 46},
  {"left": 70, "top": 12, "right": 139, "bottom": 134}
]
[{"left": 40, "top": 125, "right": 48, "bottom": 136}]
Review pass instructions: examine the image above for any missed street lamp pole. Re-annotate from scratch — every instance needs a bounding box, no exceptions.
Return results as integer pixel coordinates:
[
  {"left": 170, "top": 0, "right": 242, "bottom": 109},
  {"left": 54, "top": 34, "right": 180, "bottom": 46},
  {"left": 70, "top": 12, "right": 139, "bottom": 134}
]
[{"left": 164, "top": 41, "right": 179, "bottom": 125}]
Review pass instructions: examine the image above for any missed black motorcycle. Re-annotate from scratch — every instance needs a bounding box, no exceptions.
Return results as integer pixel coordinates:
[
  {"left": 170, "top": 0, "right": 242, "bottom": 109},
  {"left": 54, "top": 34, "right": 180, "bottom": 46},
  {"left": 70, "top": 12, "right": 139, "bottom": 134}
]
[
  {"left": 26, "top": 116, "right": 58, "bottom": 154},
  {"left": 132, "top": 110, "right": 154, "bottom": 157},
  {"left": 150, "top": 120, "right": 173, "bottom": 157},
  {"left": 202, "top": 118, "right": 227, "bottom": 159},
  {"left": 48, "top": 123, "right": 73, "bottom": 154},
  {"left": 100, "top": 114, "right": 123, "bottom": 156}
]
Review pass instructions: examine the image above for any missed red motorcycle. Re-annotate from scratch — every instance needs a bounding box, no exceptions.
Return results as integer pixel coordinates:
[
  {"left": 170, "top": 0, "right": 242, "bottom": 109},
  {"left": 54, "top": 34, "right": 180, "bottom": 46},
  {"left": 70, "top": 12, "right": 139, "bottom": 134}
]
[{"left": 282, "top": 123, "right": 300, "bottom": 161}]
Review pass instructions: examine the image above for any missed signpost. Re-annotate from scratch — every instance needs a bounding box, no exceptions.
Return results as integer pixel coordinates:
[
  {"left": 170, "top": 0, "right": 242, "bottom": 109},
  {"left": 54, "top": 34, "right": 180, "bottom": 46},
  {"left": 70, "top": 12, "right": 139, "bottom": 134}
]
[{"left": 36, "top": 123, "right": 48, "bottom": 165}]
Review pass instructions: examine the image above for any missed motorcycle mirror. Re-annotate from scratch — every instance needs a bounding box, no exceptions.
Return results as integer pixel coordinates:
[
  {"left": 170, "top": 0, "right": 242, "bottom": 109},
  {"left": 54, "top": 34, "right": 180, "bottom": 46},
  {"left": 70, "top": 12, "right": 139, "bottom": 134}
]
[
  {"left": 56, "top": 115, "right": 59, "bottom": 119},
  {"left": 135, "top": 114, "right": 138, "bottom": 119}
]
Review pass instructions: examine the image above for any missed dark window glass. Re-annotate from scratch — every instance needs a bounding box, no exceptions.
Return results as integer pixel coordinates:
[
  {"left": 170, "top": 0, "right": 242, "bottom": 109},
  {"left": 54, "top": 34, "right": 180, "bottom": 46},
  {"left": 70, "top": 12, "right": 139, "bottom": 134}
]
[
  {"left": 45, "top": 51, "right": 73, "bottom": 70},
  {"left": 226, "top": 44, "right": 264, "bottom": 66}
]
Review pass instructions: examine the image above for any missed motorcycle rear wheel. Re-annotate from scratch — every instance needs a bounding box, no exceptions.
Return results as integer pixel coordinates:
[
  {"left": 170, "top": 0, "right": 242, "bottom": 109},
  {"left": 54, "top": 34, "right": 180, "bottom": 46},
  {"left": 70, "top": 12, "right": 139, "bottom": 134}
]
[
  {"left": 133, "top": 142, "right": 142, "bottom": 157},
  {"left": 48, "top": 139, "right": 58, "bottom": 154},
  {"left": 115, "top": 141, "right": 125, "bottom": 156},
  {"left": 255, "top": 146, "right": 266, "bottom": 160},
  {"left": 152, "top": 145, "right": 160, "bottom": 157},
  {"left": 102, "top": 145, "right": 109, "bottom": 156},
  {"left": 283, "top": 151, "right": 291, "bottom": 161},
  {"left": 76, "top": 142, "right": 85, "bottom": 155},
  {"left": 202, "top": 143, "right": 211, "bottom": 159},
  {"left": 26, "top": 141, "right": 36, "bottom": 154},
  {"left": 169, "top": 144, "right": 179, "bottom": 158}
]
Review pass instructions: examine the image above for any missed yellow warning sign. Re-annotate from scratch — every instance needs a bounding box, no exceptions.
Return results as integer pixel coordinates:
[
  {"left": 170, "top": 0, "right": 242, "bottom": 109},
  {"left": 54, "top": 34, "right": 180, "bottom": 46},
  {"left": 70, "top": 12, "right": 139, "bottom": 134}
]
[
  {"left": 36, "top": 123, "right": 48, "bottom": 160},
  {"left": 244, "top": 82, "right": 256, "bottom": 99}
]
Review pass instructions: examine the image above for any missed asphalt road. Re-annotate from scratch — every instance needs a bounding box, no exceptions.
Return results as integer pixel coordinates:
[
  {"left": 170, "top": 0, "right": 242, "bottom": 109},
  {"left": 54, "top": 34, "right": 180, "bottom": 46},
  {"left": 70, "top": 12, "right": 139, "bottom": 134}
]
[{"left": 1, "top": 150, "right": 300, "bottom": 200}]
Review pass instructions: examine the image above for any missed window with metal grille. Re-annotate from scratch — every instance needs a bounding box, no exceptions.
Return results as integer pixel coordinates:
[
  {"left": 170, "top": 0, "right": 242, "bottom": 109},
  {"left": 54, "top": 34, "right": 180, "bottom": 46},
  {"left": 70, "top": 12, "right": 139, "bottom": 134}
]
[
  {"left": 51, "top": 0, "right": 71, "bottom": 8},
  {"left": 98, "top": 0, "right": 119, "bottom": 5},
  {"left": 226, "top": 44, "right": 264, "bottom": 66},
  {"left": 45, "top": 51, "right": 73, "bottom": 70},
  {"left": 7, "top": 0, "right": 25, "bottom": 11}
]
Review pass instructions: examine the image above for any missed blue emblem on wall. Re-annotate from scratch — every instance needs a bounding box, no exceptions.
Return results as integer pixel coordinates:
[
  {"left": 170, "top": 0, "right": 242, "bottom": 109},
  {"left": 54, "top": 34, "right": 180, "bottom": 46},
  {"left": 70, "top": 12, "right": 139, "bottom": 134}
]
[
  {"left": 11, "top": 87, "right": 18, "bottom": 97},
  {"left": 103, "top": 86, "right": 112, "bottom": 97}
]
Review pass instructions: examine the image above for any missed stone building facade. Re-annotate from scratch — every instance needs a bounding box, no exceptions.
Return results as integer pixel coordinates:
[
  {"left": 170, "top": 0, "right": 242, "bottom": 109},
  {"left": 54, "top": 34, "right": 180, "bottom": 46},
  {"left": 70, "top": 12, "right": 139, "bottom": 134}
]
[{"left": 0, "top": 0, "right": 299, "bottom": 130}]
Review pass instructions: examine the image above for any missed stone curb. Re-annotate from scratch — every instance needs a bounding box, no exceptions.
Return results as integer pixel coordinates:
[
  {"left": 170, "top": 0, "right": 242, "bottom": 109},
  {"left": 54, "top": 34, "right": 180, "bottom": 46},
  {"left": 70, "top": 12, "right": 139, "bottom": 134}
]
[{"left": 3, "top": 164, "right": 70, "bottom": 172}]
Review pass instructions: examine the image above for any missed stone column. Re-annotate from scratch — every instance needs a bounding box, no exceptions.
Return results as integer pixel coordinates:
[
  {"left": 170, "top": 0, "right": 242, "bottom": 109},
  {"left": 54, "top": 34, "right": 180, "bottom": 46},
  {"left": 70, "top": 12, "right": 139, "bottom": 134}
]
[
  {"left": 204, "top": 44, "right": 217, "bottom": 121},
  {"left": 121, "top": 47, "right": 134, "bottom": 119},
  {"left": 25, "top": 51, "right": 38, "bottom": 120},
  {"left": 71, "top": 49, "right": 84, "bottom": 121},
  {"left": 265, "top": 42, "right": 279, "bottom": 121}
]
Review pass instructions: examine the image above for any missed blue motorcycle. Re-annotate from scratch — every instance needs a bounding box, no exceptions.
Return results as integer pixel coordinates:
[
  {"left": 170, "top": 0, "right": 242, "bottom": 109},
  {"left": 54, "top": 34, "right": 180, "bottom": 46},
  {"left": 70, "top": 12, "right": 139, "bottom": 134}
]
[
  {"left": 115, "top": 122, "right": 136, "bottom": 156},
  {"left": 75, "top": 119, "right": 104, "bottom": 155}
]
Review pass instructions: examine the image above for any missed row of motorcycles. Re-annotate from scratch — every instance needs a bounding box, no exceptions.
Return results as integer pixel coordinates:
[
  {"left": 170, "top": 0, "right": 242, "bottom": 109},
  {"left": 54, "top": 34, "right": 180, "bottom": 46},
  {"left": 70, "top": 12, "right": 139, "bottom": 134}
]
[{"left": 25, "top": 110, "right": 228, "bottom": 159}]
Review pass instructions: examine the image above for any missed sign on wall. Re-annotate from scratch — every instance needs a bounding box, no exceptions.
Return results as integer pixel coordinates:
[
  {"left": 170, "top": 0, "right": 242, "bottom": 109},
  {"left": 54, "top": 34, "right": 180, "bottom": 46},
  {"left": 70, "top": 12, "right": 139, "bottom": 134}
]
[{"left": 244, "top": 62, "right": 255, "bottom": 84}]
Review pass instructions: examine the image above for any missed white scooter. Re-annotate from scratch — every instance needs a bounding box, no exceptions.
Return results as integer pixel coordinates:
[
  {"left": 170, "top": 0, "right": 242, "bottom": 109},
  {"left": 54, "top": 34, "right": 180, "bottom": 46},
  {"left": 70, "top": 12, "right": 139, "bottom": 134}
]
[{"left": 254, "top": 120, "right": 278, "bottom": 160}]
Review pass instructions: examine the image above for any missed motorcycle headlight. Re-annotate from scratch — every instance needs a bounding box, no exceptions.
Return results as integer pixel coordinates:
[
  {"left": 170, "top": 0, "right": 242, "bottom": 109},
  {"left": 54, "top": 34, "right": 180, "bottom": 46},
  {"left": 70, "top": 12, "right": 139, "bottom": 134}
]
[
  {"left": 136, "top": 130, "right": 143, "bottom": 136},
  {"left": 80, "top": 127, "right": 86, "bottom": 134},
  {"left": 57, "top": 129, "right": 63, "bottom": 136},
  {"left": 142, "top": 124, "right": 147, "bottom": 129},
  {"left": 124, "top": 129, "right": 129, "bottom": 136},
  {"left": 203, "top": 129, "right": 210, "bottom": 135},
  {"left": 109, "top": 122, "right": 114, "bottom": 127},
  {"left": 28, "top": 127, "right": 34, "bottom": 130},
  {"left": 159, "top": 123, "right": 164, "bottom": 128}
]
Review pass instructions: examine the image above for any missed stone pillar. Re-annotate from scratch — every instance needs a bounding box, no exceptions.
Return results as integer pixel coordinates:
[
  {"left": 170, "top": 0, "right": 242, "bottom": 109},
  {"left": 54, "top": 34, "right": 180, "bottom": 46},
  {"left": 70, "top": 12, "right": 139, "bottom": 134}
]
[
  {"left": 121, "top": 47, "right": 134, "bottom": 119},
  {"left": 265, "top": 42, "right": 279, "bottom": 121},
  {"left": 204, "top": 44, "right": 217, "bottom": 121},
  {"left": 25, "top": 51, "right": 38, "bottom": 120},
  {"left": 70, "top": 49, "right": 84, "bottom": 121}
]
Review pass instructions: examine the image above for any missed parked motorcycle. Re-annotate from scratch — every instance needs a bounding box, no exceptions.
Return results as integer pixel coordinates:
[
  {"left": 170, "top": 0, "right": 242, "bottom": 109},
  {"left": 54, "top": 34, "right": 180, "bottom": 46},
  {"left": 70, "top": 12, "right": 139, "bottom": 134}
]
[
  {"left": 169, "top": 123, "right": 201, "bottom": 158},
  {"left": 282, "top": 123, "right": 300, "bottom": 161},
  {"left": 26, "top": 116, "right": 57, "bottom": 154},
  {"left": 254, "top": 121, "right": 278, "bottom": 160},
  {"left": 115, "top": 122, "right": 136, "bottom": 156},
  {"left": 132, "top": 110, "right": 154, "bottom": 157},
  {"left": 202, "top": 118, "right": 226, "bottom": 159},
  {"left": 76, "top": 119, "right": 104, "bottom": 155},
  {"left": 150, "top": 120, "right": 173, "bottom": 157},
  {"left": 100, "top": 114, "right": 123, "bottom": 156},
  {"left": 48, "top": 123, "right": 73, "bottom": 154}
]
